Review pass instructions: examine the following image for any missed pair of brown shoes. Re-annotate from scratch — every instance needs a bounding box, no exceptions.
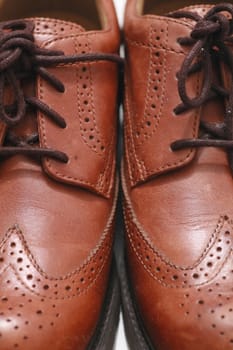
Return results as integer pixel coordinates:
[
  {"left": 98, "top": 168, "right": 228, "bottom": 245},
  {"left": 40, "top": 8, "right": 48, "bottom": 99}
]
[{"left": 0, "top": 0, "right": 232, "bottom": 349}]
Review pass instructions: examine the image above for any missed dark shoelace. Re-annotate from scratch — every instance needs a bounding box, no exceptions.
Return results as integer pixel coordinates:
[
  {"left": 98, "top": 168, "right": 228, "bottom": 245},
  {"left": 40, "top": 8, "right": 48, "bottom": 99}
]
[
  {"left": 168, "top": 3, "right": 233, "bottom": 171},
  {"left": 0, "top": 19, "right": 123, "bottom": 163}
]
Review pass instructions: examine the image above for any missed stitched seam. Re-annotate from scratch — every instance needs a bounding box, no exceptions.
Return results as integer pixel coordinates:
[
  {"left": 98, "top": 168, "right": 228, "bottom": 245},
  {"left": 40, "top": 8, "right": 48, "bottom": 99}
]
[
  {"left": 125, "top": 75, "right": 146, "bottom": 179},
  {"left": 151, "top": 74, "right": 200, "bottom": 177},
  {"left": 75, "top": 37, "right": 103, "bottom": 157},
  {"left": 125, "top": 87, "right": 145, "bottom": 178},
  {"left": 0, "top": 179, "right": 118, "bottom": 300},
  {"left": 126, "top": 223, "right": 232, "bottom": 289},
  {"left": 121, "top": 168, "right": 225, "bottom": 268},
  {"left": 130, "top": 15, "right": 195, "bottom": 28},
  {"left": 32, "top": 17, "right": 114, "bottom": 45},
  {"left": 86, "top": 50, "right": 106, "bottom": 156},
  {"left": 124, "top": 114, "right": 134, "bottom": 182},
  {"left": 125, "top": 205, "right": 224, "bottom": 270},
  {"left": 97, "top": 131, "right": 115, "bottom": 193},
  {"left": 126, "top": 37, "right": 188, "bottom": 54},
  {"left": 74, "top": 40, "right": 105, "bottom": 159},
  {"left": 97, "top": 133, "right": 111, "bottom": 190},
  {"left": 136, "top": 23, "right": 169, "bottom": 148},
  {"left": 29, "top": 17, "right": 85, "bottom": 33},
  {"left": 125, "top": 26, "right": 201, "bottom": 183},
  {"left": 106, "top": 157, "right": 116, "bottom": 197},
  {"left": 0, "top": 225, "right": 111, "bottom": 282},
  {"left": 7, "top": 249, "right": 111, "bottom": 300},
  {"left": 140, "top": 65, "right": 200, "bottom": 178},
  {"left": 124, "top": 200, "right": 233, "bottom": 289},
  {"left": 0, "top": 178, "right": 118, "bottom": 281},
  {"left": 37, "top": 35, "right": 109, "bottom": 195}
]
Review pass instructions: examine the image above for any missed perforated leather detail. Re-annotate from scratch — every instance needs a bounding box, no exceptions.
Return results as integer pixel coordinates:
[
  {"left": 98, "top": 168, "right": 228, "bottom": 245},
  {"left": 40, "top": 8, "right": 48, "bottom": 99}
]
[
  {"left": 135, "top": 24, "right": 167, "bottom": 145},
  {"left": 0, "top": 224, "right": 113, "bottom": 299},
  {"left": 125, "top": 202, "right": 233, "bottom": 347},
  {"left": 125, "top": 18, "right": 201, "bottom": 187},
  {"left": 125, "top": 204, "right": 232, "bottom": 288},
  {"left": 75, "top": 38, "right": 106, "bottom": 155},
  {"left": 124, "top": 3, "right": 233, "bottom": 348},
  {"left": 0, "top": 219, "right": 114, "bottom": 349},
  {"left": 30, "top": 18, "right": 119, "bottom": 197},
  {"left": 33, "top": 17, "right": 85, "bottom": 36}
]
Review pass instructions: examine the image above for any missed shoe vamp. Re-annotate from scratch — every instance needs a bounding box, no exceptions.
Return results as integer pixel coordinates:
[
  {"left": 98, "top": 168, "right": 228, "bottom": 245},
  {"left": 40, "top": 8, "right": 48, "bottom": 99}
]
[
  {"left": 129, "top": 146, "right": 232, "bottom": 267},
  {"left": 0, "top": 155, "right": 113, "bottom": 276}
]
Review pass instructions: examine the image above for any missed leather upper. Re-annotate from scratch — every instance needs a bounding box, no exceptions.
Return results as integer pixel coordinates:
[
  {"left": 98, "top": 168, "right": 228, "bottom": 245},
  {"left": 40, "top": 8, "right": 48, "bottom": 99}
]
[
  {"left": 124, "top": 2, "right": 204, "bottom": 187},
  {"left": 0, "top": 0, "right": 120, "bottom": 349},
  {"left": 123, "top": 1, "right": 233, "bottom": 349},
  {"left": 34, "top": 17, "right": 119, "bottom": 197}
]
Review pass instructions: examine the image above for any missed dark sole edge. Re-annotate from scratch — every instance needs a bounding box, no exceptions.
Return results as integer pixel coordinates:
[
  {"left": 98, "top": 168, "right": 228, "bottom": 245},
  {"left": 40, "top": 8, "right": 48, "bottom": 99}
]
[
  {"left": 87, "top": 259, "right": 120, "bottom": 350},
  {"left": 119, "top": 253, "right": 155, "bottom": 350}
]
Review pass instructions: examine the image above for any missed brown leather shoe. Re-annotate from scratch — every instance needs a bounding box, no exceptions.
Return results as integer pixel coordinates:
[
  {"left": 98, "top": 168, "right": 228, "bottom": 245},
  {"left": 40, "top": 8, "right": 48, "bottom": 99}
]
[
  {"left": 121, "top": 1, "right": 233, "bottom": 349},
  {"left": 0, "top": 1, "right": 121, "bottom": 349}
]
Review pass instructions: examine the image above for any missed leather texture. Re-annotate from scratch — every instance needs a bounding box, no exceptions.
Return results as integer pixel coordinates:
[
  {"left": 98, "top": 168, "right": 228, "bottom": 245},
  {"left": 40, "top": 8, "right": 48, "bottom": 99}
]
[
  {"left": 123, "top": 1, "right": 233, "bottom": 349},
  {"left": 0, "top": 0, "right": 120, "bottom": 349}
]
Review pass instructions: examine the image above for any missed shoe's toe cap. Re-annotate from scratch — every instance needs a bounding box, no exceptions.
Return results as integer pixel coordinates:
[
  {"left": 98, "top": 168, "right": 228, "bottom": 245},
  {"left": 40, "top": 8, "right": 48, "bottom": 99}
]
[
  {"left": 0, "top": 225, "right": 112, "bottom": 350},
  {"left": 126, "top": 211, "right": 233, "bottom": 349}
]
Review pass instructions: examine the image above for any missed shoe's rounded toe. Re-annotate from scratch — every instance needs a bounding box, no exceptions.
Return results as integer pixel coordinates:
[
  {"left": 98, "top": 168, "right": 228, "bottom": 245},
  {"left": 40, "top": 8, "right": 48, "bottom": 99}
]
[
  {"left": 0, "top": 225, "right": 112, "bottom": 350},
  {"left": 125, "top": 206, "right": 233, "bottom": 350}
]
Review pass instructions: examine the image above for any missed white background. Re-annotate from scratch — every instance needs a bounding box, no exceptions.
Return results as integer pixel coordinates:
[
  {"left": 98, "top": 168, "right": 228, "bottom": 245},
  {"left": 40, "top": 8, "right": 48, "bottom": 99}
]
[
  {"left": 113, "top": 1, "right": 129, "bottom": 349},
  {"left": 114, "top": 0, "right": 126, "bottom": 27}
]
